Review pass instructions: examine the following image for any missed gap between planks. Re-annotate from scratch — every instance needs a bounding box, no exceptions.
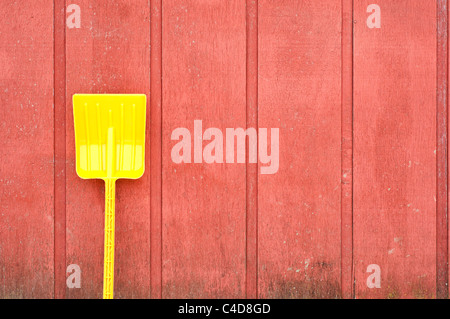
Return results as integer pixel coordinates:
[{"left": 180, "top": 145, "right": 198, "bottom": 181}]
[
  {"left": 246, "top": 0, "right": 258, "bottom": 299},
  {"left": 53, "top": 0, "right": 67, "bottom": 300},
  {"left": 341, "top": 0, "right": 354, "bottom": 299},
  {"left": 150, "top": 0, "right": 163, "bottom": 299},
  {"left": 436, "top": 0, "right": 448, "bottom": 300}
]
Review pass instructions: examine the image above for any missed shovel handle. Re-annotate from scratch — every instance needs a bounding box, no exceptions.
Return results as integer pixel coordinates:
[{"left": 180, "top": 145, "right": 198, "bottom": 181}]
[{"left": 103, "top": 179, "right": 115, "bottom": 299}]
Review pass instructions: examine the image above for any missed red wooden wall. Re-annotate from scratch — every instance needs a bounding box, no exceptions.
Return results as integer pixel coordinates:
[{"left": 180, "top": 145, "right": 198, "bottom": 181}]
[{"left": 0, "top": 0, "right": 448, "bottom": 299}]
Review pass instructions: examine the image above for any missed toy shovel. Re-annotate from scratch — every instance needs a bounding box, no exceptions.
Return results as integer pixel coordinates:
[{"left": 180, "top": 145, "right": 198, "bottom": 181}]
[{"left": 73, "top": 94, "right": 146, "bottom": 299}]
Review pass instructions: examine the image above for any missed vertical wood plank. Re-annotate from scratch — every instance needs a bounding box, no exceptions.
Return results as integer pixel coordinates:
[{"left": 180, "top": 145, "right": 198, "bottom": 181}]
[
  {"left": 54, "top": 0, "right": 67, "bottom": 299},
  {"left": 150, "top": 0, "right": 162, "bottom": 299},
  {"left": 0, "top": 1, "right": 54, "bottom": 298},
  {"left": 65, "top": 0, "right": 151, "bottom": 298},
  {"left": 162, "top": 0, "right": 247, "bottom": 298},
  {"left": 341, "top": 0, "right": 354, "bottom": 299},
  {"left": 353, "top": 0, "right": 437, "bottom": 298},
  {"left": 438, "top": 0, "right": 449, "bottom": 300},
  {"left": 258, "top": 0, "right": 343, "bottom": 298},
  {"left": 246, "top": 0, "right": 259, "bottom": 299}
]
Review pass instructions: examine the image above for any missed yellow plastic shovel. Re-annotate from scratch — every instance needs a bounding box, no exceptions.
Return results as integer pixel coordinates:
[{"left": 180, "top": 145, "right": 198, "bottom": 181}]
[{"left": 73, "top": 94, "right": 146, "bottom": 299}]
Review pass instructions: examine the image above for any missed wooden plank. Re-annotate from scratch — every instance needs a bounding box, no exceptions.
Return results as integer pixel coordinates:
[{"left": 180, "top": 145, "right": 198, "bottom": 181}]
[
  {"left": 258, "top": 0, "right": 342, "bottom": 298},
  {"left": 54, "top": 0, "right": 67, "bottom": 299},
  {"left": 161, "top": 0, "right": 247, "bottom": 298},
  {"left": 65, "top": 0, "right": 151, "bottom": 298},
  {"left": 341, "top": 0, "right": 354, "bottom": 299},
  {"left": 353, "top": 0, "right": 437, "bottom": 298},
  {"left": 0, "top": 1, "right": 54, "bottom": 298},
  {"left": 437, "top": 0, "right": 448, "bottom": 300},
  {"left": 246, "top": 0, "right": 258, "bottom": 299},
  {"left": 150, "top": 0, "right": 163, "bottom": 299}
]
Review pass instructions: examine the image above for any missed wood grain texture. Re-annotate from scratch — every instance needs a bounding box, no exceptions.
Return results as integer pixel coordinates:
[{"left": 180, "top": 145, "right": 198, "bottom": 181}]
[
  {"left": 161, "top": 0, "right": 247, "bottom": 298},
  {"left": 353, "top": 0, "right": 437, "bottom": 298},
  {"left": 65, "top": 0, "right": 151, "bottom": 298},
  {"left": 2, "top": 0, "right": 449, "bottom": 299},
  {"left": 246, "top": 0, "right": 259, "bottom": 299},
  {"left": 150, "top": 0, "right": 163, "bottom": 299},
  {"left": 341, "top": 0, "right": 354, "bottom": 299},
  {"left": 257, "top": 0, "right": 342, "bottom": 298},
  {"left": 54, "top": 0, "right": 67, "bottom": 299},
  {"left": 0, "top": 1, "right": 54, "bottom": 298},
  {"left": 438, "top": 0, "right": 449, "bottom": 300}
]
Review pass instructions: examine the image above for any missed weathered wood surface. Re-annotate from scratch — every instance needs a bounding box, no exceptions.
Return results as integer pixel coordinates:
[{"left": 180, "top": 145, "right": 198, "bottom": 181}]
[
  {"left": 0, "top": 1, "right": 55, "bottom": 298},
  {"left": 161, "top": 0, "right": 247, "bottom": 298},
  {"left": 353, "top": 0, "right": 437, "bottom": 298},
  {"left": 257, "top": 0, "right": 342, "bottom": 298},
  {"left": 0, "top": 0, "right": 447, "bottom": 299}
]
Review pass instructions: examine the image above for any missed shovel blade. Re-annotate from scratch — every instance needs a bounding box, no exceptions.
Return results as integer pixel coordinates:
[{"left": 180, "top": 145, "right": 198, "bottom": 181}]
[{"left": 73, "top": 94, "right": 146, "bottom": 180}]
